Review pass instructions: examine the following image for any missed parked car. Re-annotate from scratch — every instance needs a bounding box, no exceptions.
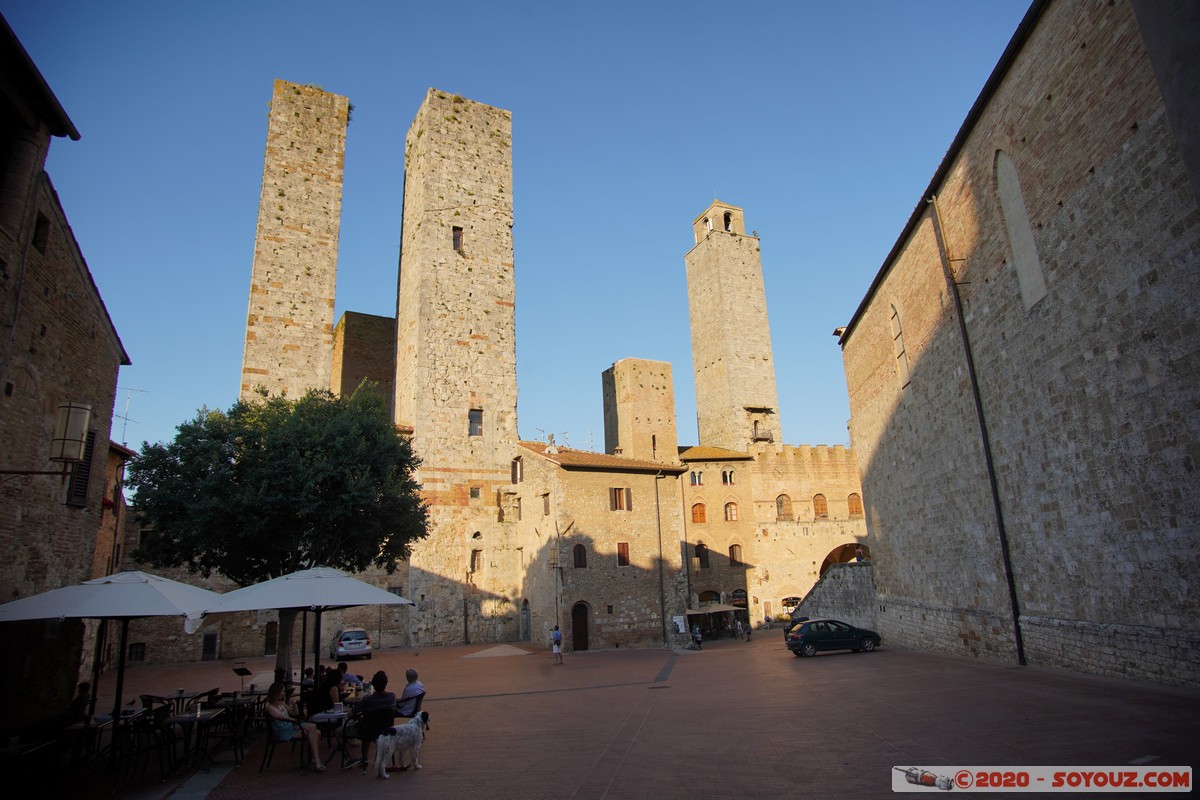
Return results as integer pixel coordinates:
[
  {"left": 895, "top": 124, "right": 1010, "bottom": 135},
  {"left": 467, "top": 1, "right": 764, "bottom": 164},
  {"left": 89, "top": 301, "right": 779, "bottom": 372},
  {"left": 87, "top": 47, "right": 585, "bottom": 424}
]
[
  {"left": 785, "top": 618, "right": 881, "bottom": 657},
  {"left": 330, "top": 627, "right": 372, "bottom": 660}
]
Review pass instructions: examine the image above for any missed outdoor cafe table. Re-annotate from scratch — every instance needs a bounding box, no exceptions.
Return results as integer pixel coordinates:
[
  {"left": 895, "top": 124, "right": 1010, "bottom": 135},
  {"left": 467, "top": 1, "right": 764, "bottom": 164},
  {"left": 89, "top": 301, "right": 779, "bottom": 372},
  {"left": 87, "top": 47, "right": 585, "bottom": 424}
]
[
  {"left": 308, "top": 709, "right": 349, "bottom": 765},
  {"left": 167, "top": 706, "right": 226, "bottom": 771}
]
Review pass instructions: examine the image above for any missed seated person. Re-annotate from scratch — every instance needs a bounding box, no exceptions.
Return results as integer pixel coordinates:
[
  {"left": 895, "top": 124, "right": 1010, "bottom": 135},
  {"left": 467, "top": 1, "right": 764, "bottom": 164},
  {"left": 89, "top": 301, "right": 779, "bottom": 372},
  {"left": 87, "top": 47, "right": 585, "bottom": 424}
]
[
  {"left": 68, "top": 681, "right": 91, "bottom": 725},
  {"left": 308, "top": 665, "right": 344, "bottom": 715},
  {"left": 337, "top": 661, "right": 364, "bottom": 687},
  {"left": 395, "top": 668, "right": 425, "bottom": 718},
  {"left": 300, "top": 667, "right": 315, "bottom": 688},
  {"left": 265, "top": 682, "right": 326, "bottom": 771},
  {"left": 342, "top": 671, "right": 396, "bottom": 762}
]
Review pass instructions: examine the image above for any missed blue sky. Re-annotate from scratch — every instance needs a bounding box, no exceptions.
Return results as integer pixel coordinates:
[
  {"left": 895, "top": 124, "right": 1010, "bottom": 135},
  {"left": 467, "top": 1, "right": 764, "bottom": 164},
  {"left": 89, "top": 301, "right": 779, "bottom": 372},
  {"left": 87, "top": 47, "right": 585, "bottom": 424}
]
[{"left": 7, "top": 1, "right": 1030, "bottom": 453}]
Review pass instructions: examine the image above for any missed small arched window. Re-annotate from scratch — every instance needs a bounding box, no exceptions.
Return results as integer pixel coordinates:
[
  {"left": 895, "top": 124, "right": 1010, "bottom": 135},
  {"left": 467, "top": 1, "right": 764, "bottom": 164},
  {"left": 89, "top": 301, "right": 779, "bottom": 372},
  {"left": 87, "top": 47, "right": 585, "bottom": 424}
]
[
  {"left": 722, "top": 470, "right": 734, "bottom": 485},
  {"left": 813, "top": 494, "right": 829, "bottom": 519},
  {"left": 695, "top": 543, "right": 710, "bottom": 569},
  {"left": 692, "top": 503, "right": 707, "bottom": 523},
  {"left": 848, "top": 493, "right": 863, "bottom": 517},
  {"left": 573, "top": 543, "right": 587, "bottom": 568},
  {"left": 728, "top": 544, "right": 742, "bottom": 566},
  {"left": 776, "top": 494, "right": 792, "bottom": 520},
  {"left": 724, "top": 502, "right": 738, "bottom": 522},
  {"left": 704, "top": 217, "right": 712, "bottom": 231},
  {"left": 723, "top": 212, "right": 732, "bottom": 231}
]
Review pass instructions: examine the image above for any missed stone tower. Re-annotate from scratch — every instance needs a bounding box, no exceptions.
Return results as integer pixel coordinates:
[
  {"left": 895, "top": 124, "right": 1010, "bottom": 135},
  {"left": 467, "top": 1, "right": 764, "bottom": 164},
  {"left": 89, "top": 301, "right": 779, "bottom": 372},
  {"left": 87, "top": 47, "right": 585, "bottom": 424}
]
[
  {"left": 394, "top": 89, "right": 516, "bottom": 645},
  {"left": 240, "top": 80, "right": 348, "bottom": 400},
  {"left": 602, "top": 358, "right": 678, "bottom": 463},
  {"left": 685, "top": 201, "right": 780, "bottom": 449}
]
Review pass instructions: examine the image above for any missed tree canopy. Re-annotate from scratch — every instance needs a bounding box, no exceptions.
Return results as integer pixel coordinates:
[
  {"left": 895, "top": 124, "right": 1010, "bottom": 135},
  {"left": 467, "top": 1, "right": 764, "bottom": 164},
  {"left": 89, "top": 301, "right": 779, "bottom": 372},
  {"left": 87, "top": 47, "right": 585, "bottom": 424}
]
[{"left": 128, "top": 384, "right": 428, "bottom": 587}]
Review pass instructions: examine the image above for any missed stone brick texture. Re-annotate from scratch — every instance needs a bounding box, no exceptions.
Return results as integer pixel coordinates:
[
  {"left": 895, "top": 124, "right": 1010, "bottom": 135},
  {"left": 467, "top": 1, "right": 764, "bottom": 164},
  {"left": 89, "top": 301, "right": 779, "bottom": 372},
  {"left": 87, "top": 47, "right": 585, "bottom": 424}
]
[
  {"left": 686, "top": 202, "right": 781, "bottom": 450},
  {"left": 601, "top": 357, "right": 678, "bottom": 463},
  {"left": 330, "top": 310, "right": 395, "bottom": 403},
  {"left": 394, "top": 89, "right": 519, "bottom": 648},
  {"left": 682, "top": 444, "right": 868, "bottom": 622},
  {"left": 1, "top": 112, "right": 127, "bottom": 736},
  {"left": 792, "top": 561, "right": 878, "bottom": 632},
  {"left": 240, "top": 80, "right": 347, "bottom": 401},
  {"left": 839, "top": 0, "right": 1200, "bottom": 686}
]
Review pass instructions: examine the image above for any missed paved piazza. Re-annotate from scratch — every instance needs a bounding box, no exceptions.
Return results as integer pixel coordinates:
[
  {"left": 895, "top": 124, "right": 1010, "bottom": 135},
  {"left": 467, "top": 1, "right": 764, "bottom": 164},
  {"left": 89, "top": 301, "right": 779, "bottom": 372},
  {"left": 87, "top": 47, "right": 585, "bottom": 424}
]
[{"left": 87, "top": 632, "right": 1197, "bottom": 799}]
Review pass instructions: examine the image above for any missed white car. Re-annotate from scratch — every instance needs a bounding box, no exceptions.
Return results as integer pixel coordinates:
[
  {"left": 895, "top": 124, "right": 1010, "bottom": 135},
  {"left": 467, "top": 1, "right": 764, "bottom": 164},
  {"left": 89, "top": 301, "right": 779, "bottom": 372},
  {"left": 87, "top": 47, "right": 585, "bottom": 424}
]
[{"left": 330, "top": 628, "right": 372, "bottom": 660}]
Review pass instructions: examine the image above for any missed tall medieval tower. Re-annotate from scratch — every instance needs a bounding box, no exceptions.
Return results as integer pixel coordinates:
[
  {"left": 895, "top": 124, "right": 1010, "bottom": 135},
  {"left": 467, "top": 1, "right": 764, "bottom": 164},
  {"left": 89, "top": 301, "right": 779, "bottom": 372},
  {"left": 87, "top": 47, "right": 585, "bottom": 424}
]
[
  {"left": 685, "top": 201, "right": 781, "bottom": 449},
  {"left": 602, "top": 358, "right": 679, "bottom": 463},
  {"left": 394, "top": 89, "right": 517, "bottom": 645},
  {"left": 240, "top": 80, "right": 348, "bottom": 400}
]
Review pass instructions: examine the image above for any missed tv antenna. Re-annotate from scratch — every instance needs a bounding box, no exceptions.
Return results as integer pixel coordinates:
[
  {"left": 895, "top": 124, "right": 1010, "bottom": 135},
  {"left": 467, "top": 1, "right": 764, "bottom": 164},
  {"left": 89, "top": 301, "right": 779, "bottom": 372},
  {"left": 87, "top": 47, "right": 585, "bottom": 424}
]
[{"left": 114, "top": 387, "right": 148, "bottom": 446}]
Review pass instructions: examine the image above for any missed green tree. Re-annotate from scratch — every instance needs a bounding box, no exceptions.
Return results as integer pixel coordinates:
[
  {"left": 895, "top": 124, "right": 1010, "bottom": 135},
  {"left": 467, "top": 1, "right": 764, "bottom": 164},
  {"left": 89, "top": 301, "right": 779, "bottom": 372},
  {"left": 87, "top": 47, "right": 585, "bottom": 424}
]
[{"left": 128, "top": 383, "right": 427, "bottom": 676}]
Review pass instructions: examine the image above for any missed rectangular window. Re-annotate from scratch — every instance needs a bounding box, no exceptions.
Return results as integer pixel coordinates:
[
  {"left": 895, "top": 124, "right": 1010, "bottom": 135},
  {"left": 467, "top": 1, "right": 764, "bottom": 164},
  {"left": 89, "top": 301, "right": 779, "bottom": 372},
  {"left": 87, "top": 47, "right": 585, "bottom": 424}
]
[
  {"left": 542, "top": 493, "right": 550, "bottom": 515},
  {"left": 609, "top": 487, "right": 632, "bottom": 511},
  {"left": 469, "top": 486, "right": 481, "bottom": 499},
  {"left": 468, "top": 408, "right": 483, "bottom": 437},
  {"left": 617, "top": 542, "right": 630, "bottom": 567},
  {"left": 452, "top": 226, "right": 464, "bottom": 252},
  {"left": 515, "top": 497, "right": 522, "bottom": 521}
]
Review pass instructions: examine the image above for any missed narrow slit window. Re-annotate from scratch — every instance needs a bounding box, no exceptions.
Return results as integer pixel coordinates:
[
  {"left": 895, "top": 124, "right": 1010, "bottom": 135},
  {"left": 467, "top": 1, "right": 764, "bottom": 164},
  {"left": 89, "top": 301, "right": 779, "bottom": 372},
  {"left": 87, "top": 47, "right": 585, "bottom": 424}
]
[
  {"left": 890, "top": 305, "right": 911, "bottom": 388},
  {"left": 617, "top": 542, "right": 630, "bottom": 567}
]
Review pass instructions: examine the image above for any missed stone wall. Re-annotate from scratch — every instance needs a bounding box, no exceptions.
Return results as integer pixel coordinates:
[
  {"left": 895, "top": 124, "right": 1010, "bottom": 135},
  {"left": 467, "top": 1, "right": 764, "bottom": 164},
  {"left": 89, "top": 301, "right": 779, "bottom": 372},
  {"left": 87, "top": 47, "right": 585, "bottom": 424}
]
[
  {"left": 395, "top": 89, "right": 519, "bottom": 647},
  {"left": 240, "top": 80, "right": 347, "bottom": 401},
  {"left": 330, "top": 310, "right": 395, "bottom": 403},
  {"left": 681, "top": 444, "right": 868, "bottom": 621},
  {"left": 0, "top": 71, "right": 127, "bottom": 736},
  {"left": 792, "top": 562, "right": 877, "bottom": 632},
  {"left": 685, "top": 202, "right": 780, "bottom": 450},
  {"left": 839, "top": 0, "right": 1200, "bottom": 686}
]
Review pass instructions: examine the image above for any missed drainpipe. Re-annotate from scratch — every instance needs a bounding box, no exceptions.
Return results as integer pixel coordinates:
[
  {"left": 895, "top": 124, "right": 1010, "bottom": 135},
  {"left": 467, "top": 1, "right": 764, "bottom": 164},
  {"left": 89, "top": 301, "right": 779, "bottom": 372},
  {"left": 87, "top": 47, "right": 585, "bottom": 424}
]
[
  {"left": 678, "top": 470, "right": 693, "bottom": 607},
  {"left": 654, "top": 472, "right": 668, "bottom": 645},
  {"left": 927, "top": 196, "right": 1027, "bottom": 666}
]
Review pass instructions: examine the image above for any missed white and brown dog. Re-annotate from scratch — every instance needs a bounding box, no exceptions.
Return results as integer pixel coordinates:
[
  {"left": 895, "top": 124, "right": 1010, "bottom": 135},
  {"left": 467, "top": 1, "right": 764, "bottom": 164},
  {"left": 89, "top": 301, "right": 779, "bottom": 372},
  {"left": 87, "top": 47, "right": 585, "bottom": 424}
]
[{"left": 374, "top": 711, "right": 430, "bottom": 778}]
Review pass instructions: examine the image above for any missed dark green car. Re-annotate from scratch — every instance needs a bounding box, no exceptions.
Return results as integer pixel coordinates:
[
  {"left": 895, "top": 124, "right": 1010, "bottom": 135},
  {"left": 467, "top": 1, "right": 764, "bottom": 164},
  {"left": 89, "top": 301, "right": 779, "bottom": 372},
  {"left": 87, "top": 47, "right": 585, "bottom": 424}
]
[{"left": 785, "top": 618, "right": 881, "bottom": 657}]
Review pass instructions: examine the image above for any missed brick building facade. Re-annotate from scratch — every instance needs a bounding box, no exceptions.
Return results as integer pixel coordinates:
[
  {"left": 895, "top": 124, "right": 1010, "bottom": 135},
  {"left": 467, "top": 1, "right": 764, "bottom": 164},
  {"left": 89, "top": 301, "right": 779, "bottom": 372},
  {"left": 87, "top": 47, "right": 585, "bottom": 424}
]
[
  {"left": 837, "top": 0, "right": 1200, "bottom": 686},
  {"left": 0, "top": 16, "right": 130, "bottom": 737}
]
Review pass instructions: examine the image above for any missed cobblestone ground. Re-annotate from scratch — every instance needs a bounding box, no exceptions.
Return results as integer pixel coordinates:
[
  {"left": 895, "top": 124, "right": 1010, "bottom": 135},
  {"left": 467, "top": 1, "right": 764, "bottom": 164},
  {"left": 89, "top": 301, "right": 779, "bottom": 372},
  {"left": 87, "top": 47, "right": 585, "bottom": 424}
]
[{"left": 67, "top": 632, "right": 1199, "bottom": 799}]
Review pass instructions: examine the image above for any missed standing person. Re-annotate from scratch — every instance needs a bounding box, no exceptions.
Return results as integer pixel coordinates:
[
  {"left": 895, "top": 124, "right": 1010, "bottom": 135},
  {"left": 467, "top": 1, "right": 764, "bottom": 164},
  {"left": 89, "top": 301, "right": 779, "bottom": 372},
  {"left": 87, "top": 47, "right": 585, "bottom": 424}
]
[
  {"left": 550, "top": 625, "right": 563, "bottom": 665},
  {"left": 745, "top": 622, "right": 752, "bottom": 642},
  {"left": 692, "top": 623, "right": 703, "bottom": 650},
  {"left": 735, "top": 619, "right": 744, "bottom": 640},
  {"left": 395, "top": 668, "right": 425, "bottom": 717}
]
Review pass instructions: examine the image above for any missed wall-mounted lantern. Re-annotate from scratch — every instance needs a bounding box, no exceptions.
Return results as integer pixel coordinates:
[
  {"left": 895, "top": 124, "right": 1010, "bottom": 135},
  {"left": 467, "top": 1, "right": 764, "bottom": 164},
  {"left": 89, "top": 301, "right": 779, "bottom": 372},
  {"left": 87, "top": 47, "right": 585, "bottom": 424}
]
[{"left": 1, "top": 402, "right": 92, "bottom": 486}]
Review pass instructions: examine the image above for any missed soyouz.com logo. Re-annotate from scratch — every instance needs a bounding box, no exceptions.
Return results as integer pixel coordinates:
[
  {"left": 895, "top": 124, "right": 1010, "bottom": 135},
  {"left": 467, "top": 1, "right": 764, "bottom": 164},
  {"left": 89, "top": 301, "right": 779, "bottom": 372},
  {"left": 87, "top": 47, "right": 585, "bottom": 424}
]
[{"left": 892, "top": 765, "right": 1191, "bottom": 792}]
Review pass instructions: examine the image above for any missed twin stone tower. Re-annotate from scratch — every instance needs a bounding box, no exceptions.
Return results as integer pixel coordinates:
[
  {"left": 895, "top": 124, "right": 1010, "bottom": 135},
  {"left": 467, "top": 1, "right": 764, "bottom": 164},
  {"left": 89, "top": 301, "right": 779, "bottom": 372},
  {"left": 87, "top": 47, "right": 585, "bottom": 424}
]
[{"left": 239, "top": 81, "right": 854, "bottom": 648}]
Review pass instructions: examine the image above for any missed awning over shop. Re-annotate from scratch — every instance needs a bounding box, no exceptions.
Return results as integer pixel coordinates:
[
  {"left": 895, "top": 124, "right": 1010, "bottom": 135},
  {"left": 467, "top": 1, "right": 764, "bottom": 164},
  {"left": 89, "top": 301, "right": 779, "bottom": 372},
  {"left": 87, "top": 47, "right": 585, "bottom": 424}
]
[{"left": 685, "top": 604, "right": 742, "bottom": 614}]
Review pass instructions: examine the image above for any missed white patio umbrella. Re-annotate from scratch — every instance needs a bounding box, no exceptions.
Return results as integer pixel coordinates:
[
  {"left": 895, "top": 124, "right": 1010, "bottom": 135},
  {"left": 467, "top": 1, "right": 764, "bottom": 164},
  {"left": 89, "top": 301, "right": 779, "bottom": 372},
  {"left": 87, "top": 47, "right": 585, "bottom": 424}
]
[
  {"left": 0, "top": 570, "right": 223, "bottom": 725},
  {"left": 193, "top": 566, "right": 413, "bottom": 675}
]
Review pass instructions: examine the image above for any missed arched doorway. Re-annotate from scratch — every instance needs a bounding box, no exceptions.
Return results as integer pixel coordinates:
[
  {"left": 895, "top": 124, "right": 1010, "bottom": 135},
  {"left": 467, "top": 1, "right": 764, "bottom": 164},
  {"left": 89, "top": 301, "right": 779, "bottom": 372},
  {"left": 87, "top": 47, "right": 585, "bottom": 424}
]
[
  {"left": 571, "top": 602, "right": 590, "bottom": 651},
  {"left": 520, "top": 600, "right": 531, "bottom": 641},
  {"left": 818, "top": 543, "right": 870, "bottom": 576}
]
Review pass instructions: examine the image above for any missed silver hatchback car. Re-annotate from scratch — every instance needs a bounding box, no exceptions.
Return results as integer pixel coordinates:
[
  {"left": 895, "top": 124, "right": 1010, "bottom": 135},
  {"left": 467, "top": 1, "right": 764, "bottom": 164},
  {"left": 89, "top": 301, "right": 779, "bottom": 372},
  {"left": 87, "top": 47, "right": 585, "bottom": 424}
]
[{"left": 330, "top": 627, "right": 372, "bottom": 660}]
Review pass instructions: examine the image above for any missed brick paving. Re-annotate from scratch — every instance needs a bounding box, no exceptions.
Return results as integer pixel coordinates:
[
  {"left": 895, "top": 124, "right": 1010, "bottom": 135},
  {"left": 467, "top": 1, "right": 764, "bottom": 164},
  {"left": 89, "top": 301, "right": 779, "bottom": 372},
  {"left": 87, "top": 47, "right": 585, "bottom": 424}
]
[{"left": 70, "top": 631, "right": 1199, "bottom": 799}]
